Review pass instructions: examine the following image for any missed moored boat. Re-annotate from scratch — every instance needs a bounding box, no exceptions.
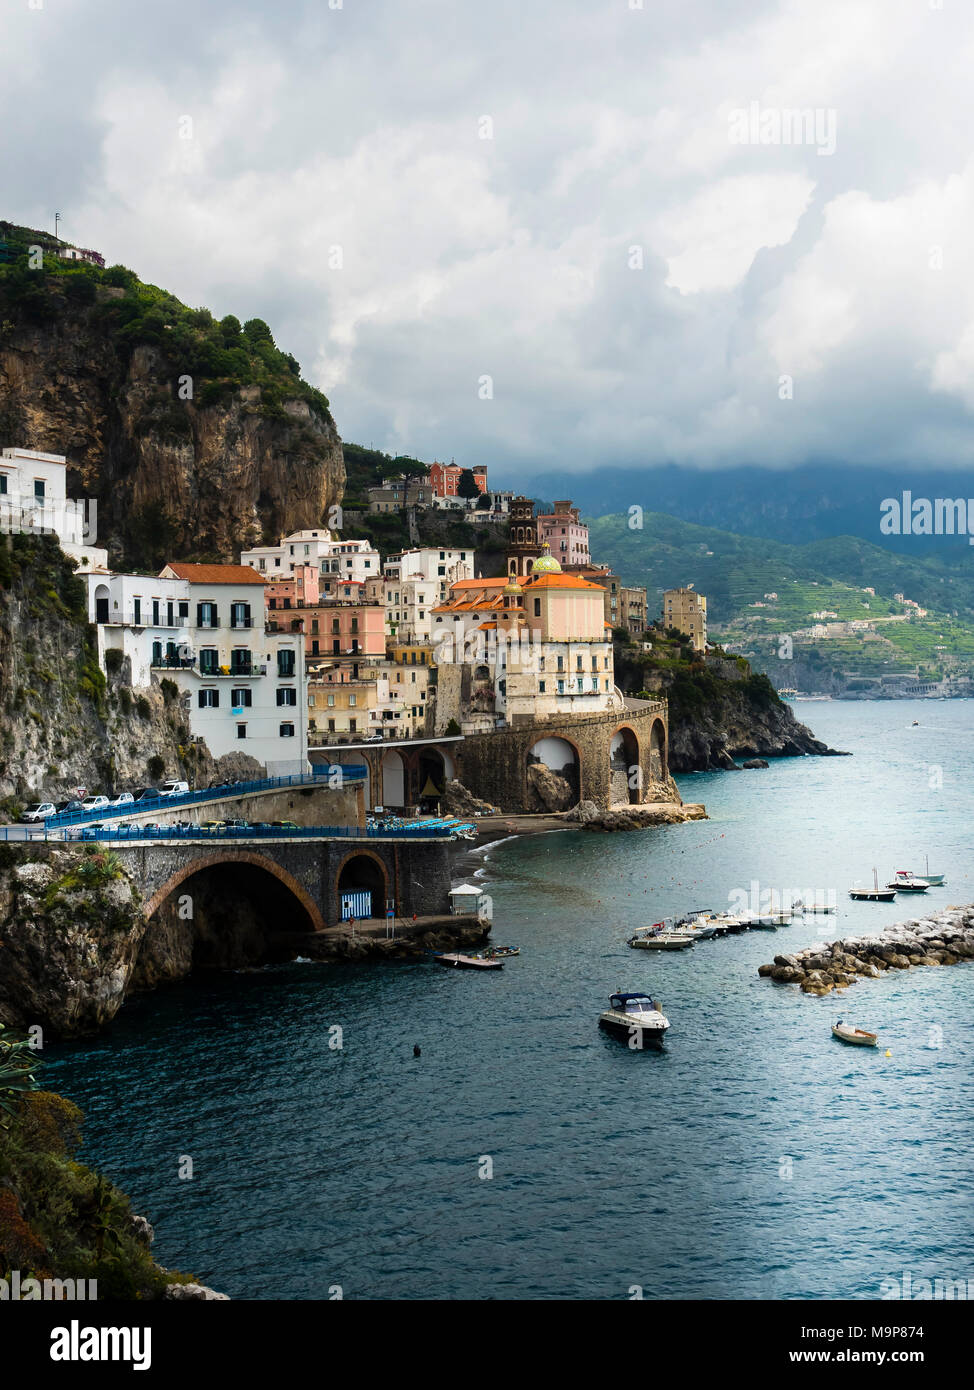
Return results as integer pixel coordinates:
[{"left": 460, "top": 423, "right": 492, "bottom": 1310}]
[
  {"left": 922, "top": 855, "right": 945, "bottom": 887},
  {"left": 475, "top": 945, "right": 520, "bottom": 959},
  {"left": 628, "top": 922, "right": 695, "bottom": 950},
  {"left": 887, "top": 870, "right": 930, "bottom": 892},
  {"left": 599, "top": 992, "right": 670, "bottom": 1047},
  {"left": 849, "top": 868, "right": 896, "bottom": 902},
  {"left": 832, "top": 1020, "right": 879, "bottom": 1047},
  {"left": 433, "top": 952, "right": 503, "bottom": 970}
]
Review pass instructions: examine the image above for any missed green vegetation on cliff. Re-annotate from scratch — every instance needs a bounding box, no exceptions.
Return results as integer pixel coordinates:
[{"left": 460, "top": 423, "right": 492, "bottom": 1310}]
[
  {"left": 0, "top": 1084, "right": 193, "bottom": 1299},
  {"left": 0, "top": 220, "right": 328, "bottom": 422}
]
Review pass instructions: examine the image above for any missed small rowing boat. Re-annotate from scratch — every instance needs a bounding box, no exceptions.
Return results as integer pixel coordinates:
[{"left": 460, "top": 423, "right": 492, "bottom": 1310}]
[
  {"left": 433, "top": 952, "right": 503, "bottom": 971},
  {"left": 832, "top": 1020, "right": 878, "bottom": 1047}
]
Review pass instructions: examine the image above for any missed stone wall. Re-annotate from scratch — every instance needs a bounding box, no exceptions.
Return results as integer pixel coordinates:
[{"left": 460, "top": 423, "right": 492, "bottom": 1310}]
[
  {"left": 120, "top": 781, "right": 364, "bottom": 829},
  {"left": 455, "top": 701, "right": 675, "bottom": 812}
]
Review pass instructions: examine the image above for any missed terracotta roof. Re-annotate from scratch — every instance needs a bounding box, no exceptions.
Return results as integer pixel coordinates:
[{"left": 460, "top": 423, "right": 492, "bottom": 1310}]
[{"left": 161, "top": 562, "right": 265, "bottom": 585}]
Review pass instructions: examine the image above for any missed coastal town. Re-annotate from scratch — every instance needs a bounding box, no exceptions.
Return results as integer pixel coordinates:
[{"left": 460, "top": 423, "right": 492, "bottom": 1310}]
[{"left": 0, "top": 443, "right": 706, "bottom": 820}]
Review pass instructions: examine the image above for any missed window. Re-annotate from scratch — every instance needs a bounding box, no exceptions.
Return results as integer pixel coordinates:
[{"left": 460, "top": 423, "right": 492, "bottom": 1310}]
[
  {"left": 178, "top": 601, "right": 189, "bottom": 619},
  {"left": 308, "top": 694, "right": 315, "bottom": 707},
  {"left": 199, "top": 647, "right": 219, "bottom": 675},
  {"left": 198, "top": 689, "right": 219, "bottom": 708},
  {"left": 311, "top": 640, "right": 319, "bottom": 655},
  {"left": 151, "top": 640, "right": 162, "bottom": 666},
  {"left": 311, "top": 619, "right": 319, "bottom": 633},
  {"left": 557, "top": 679, "right": 565, "bottom": 694},
  {"left": 327, "top": 694, "right": 335, "bottom": 707},
  {"left": 230, "top": 602, "right": 251, "bottom": 629},
  {"left": 277, "top": 650, "right": 296, "bottom": 677},
  {"left": 237, "top": 724, "right": 247, "bottom": 739},
  {"left": 34, "top": 479, "right": 46, "bottom": 501},
  {"left": 534, "top": 598, "right": 541, "bottom": 617},
  {"left": 279, "top": 723, "right": 295, "bottom": 738},
  {"left": 349, "top": 718, "right": 357, "bottom": 733},
  {"left": 231, "top": 689, "right": 252, "bottom": 707},
  {"left": 277, "top": 688, "right": 297, "bottom": 707},
  {"left": 349, "top": 694, "right": 357, "bottom": 707},
  {"left": 328, "top": 719, "right": 335, "bottom": 732},
  {"left": 539, "top": 680, "right": 546, "bottom": 693},
  {"left": 0, "top": 475, "right": 6, "bottom": 495},
  {"left": 197, "top": 601, "right": 217, "bottom": 629}
]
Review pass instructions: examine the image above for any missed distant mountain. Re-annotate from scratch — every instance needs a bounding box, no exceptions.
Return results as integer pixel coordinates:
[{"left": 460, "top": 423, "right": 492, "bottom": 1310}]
[{"left": 524, "top": 462, "right": 974, "bottom": 556}]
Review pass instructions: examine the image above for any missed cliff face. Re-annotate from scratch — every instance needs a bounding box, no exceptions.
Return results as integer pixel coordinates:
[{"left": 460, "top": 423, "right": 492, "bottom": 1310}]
[
  {"left": 616, "top": 641, "right": 844, "bottom": 773},
  {"left": 0, "top": 259, "right": 344, "bottom": 568},
  {"left": 0, "top": 535, "right": 223, "bottom": 801}
]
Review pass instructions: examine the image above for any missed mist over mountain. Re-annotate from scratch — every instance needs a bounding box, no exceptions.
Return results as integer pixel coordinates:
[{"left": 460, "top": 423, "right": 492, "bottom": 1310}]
[{"left": 523, "top": 462, "right": 974, "bottom": 555}]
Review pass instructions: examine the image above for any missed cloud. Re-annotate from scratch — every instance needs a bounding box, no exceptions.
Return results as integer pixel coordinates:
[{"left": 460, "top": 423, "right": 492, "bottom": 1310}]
[{"left": 3, "top": 0, "right": 974, "bottom": 479}]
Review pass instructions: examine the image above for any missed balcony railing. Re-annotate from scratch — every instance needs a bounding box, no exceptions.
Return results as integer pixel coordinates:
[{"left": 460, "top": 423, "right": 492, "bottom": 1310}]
[{"left": 101, "top": 612, "right": 189, "bottom": 630}]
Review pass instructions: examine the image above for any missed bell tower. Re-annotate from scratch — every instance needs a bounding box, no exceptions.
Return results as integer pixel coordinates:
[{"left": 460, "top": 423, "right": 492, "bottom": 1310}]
[{"left": 507, "top": 496, "right": 541, "bottom": 577}]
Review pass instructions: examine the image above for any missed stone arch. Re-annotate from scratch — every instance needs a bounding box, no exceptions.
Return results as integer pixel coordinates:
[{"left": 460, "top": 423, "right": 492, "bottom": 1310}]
[
  {"left": 610, "top": 725, "right": 641, "bottom": 805},
  {"left": 143, "top": 851, "right": 325, "bottom": 932},
  {"left": 650, "top": 718, "right": 666, "bottom": 783},
  {"left": 526, "top": 734, "right": 581, "bottom": 810},
  {"left": 335, "top": 849, "right": 389, "bottom": 920}
]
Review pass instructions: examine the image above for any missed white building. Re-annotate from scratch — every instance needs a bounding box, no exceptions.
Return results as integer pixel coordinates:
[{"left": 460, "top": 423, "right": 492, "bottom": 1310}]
[
  {"left": 158, "top": 562, "right": 308, "bottom": 775},
  {"left": 241, "top": 531, "right": 380, "bottom": 587},
  {"left": 85, "top": 571, "right": 191, "bottom": 687},
  {"left": 0, "top": 447, "right": 108, "bottom": 569}
]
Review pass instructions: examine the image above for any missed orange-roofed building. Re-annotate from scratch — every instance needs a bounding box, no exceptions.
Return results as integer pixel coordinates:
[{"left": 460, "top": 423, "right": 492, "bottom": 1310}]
[{"left": 432, "top": 546, "right": 620, "bottom": 731}]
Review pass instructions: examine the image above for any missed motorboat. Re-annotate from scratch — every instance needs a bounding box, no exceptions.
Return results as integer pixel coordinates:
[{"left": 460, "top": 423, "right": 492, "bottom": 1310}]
[
  {"left": 793, "top": 899, "right": 836, "bottom": 914},
  {"left": 832, "top": 1020, "right": 879, "bottom": 1047},
  {"left": 887, "top": 870, "right": 930, "bottom": 892},
  {"left": 627, "top": 922, "right": 695, "bottom": 951},
  {"left": 676, "top": 908, "right": 741, "bottom": 937},
  {"left": 476, "top": 945, "right": 520, "bottom": 959},
  {"left": 599, "top": 993, "right": 670, "bottom": 1047},
  {"left": 737, "top": 908, "right": 793, "bottom": 928},
  {"left": 433, "top": 952, "right": 503, "bottom": 971},
  {"left": 849, "top": 868, "right": 896, "bottom": 902}
]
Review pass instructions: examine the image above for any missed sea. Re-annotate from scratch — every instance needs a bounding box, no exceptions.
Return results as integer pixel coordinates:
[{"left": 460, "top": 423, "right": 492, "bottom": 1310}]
[{"left": 45, "top": 700, "right": 974, "bottom": 1300}]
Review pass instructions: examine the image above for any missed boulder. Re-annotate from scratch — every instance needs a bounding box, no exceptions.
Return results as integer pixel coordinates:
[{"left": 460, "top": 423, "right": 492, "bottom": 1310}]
[
  {"left": 525, "top": 763, "right": 575, "bottom": 813},
  {"left": 165, "top": 1282, "right": 230, "bottom": 1301},
  {"left": 741, "top": 759, "right": 770, "bottom": 769}
]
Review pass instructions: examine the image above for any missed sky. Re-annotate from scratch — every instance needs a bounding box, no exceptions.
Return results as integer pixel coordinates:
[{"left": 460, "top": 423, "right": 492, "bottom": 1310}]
[{"left": 3, "top": 0, "right": 974, "bottom": 484}]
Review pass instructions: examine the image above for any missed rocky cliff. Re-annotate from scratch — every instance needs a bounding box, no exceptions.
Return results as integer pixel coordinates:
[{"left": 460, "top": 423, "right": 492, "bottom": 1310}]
[
  {"left": 615, "top": 635, "right": 845, "bottom": 773},
  {"left": 0, "top": 535, "right": 225, "bottom": 803},
  {"left": 0, "top": 226, "right": 344, "bottom": 567}
]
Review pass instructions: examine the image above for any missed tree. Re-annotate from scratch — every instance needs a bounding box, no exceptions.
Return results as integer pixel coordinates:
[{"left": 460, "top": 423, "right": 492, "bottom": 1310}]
[{"left": 457, "top": 468, "right": 481, "bottom": 501}]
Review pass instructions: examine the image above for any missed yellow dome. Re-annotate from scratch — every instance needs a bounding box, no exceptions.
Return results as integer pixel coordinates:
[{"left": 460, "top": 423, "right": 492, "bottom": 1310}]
[
  {"left": 530, "top": 543, "right": 562, "bottom": 575},
  {"left": 503, "top": 575, "right": 524, "bottom": 595}
]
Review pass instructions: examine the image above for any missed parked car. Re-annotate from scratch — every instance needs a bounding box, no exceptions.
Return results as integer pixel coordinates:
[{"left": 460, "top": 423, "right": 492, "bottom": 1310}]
[
  {"left": 54, "top": 800, "right": 85, "bottom": 816},
  {"left": 129, "top": 787, "right": 159, "bottom": 804},
  {"left": 200, "top": 819, "right": 226, "bottom": 830},
  {"left": 271, "top": 820, "right": 299, "bottom": 830},
  {"left": 81, "top": 795, "right": 110, "bottom": 812},
  {"left": 223, "top": 819, "right": 251, "bottom": 830},
  {"left": 108, "top": 791, "right": 134, "bottom": 808},
  {"left": 159, "top": 780, "right": 189, "bottom": 798},
  {"left": 22, "top": 802, "right": 57, "bottom": 822}
]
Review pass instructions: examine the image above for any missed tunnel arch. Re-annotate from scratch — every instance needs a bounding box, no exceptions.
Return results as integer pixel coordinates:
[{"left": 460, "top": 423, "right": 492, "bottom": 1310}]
[
  {"left": 143, "top": 851, "right": 325, "bottom": 932},
  {"left": 650, "top": 718, "right": 666, "bottom": 783},
  {"left": 335, "top": 849, "right": 389, "bottom": 920}
]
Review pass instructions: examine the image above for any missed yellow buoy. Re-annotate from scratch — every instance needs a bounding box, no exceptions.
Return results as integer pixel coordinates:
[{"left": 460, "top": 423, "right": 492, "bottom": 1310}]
[{"left": 885, "top": 1049, "right": 892, "bottom": 1057}]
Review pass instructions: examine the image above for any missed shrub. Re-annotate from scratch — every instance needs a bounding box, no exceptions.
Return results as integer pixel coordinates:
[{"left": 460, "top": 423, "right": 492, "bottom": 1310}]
[
  {"left": 135, "top": 695, "right": 151, "bottom": 719},
  {"left": 160, "top": 678, "right": 179, "bottom": 703},
  {"left": 147, "top": 754, "right": 165, "bottom": 780},
  {"left": 104, "top": 648, "right": 124, "bottom": 675}
]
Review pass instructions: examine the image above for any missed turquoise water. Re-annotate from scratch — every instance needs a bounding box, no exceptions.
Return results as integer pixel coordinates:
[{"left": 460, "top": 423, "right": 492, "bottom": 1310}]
[{"left": 46, "top": 701, "right": 974, "bottom": 1299}]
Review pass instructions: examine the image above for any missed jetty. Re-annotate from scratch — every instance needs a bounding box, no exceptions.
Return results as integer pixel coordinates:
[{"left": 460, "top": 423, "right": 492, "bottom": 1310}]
[{"left": 757, "top": 905, "right": 974, "bottom": 996}]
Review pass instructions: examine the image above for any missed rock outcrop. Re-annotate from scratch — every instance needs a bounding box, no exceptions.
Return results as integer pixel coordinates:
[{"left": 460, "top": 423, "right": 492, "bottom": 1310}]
[
  {"left": 565, "top": 799, "right": 708, "bottom": 831},
  {"left": 525, "top": 763, "right": 575, "bottom": 812}
]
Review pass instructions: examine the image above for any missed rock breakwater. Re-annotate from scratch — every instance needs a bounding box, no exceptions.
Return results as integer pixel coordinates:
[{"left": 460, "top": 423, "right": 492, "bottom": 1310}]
[{"left": 758, "top": 905, "right": 974, "bottom": 995}]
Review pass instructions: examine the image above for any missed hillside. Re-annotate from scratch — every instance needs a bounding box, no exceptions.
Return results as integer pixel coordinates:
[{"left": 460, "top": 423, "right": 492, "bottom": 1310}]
[
  {"left": 0, "top": 220, "right": 343, "bottom": 568},
  {"left": 588, "top": 511, "right": 974, "bottom": 689}
]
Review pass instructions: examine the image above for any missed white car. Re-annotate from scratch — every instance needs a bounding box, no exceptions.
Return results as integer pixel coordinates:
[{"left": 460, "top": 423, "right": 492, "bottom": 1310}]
[
  {"left": 81, "top": 795, "right": 110, "bottom": 812},
  {"left": 108, "top": 792, "right": 134, "bottom": 808},
  {"left": 22, "top": 802, "right": 57, "bottom": 822}
]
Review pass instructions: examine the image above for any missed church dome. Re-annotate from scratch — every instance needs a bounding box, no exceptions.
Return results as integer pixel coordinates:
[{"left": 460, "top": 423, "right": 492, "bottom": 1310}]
[
  {"left": 503, "top": 574, "right": 524, "bottom": 596},
  {"left": 530, "top": 543, "right": 562, "bottom": 576}
]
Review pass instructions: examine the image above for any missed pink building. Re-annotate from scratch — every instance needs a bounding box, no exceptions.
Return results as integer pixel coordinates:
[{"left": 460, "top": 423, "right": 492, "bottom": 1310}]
[{"left": 537, "top": 501, "right": 590, "bottom": 567}]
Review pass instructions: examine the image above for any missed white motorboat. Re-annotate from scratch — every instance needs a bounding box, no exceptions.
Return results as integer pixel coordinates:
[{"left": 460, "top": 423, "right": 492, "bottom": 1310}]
[
  {"left": 677, "top": 908, "right": 743, "bottom": 937},
  {"left": 627, "top": 922, "right": 695, "bottom": 950},
  {"left": 794, "top": 899, "right": 837, "bottom": 914},
  {"left": 599, "top": 992, "right": 670, "bottom": 1047},
  {"left": 887, "top": 870, "right": 930, "bottom": 892}
]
